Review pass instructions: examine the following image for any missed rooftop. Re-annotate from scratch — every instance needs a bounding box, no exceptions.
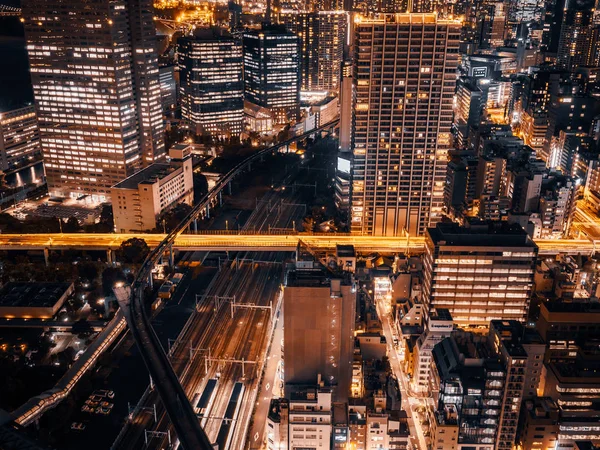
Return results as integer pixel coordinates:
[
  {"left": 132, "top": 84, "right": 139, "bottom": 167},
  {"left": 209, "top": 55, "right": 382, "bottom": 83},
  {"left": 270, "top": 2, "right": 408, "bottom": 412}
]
[
  {"left": 0, "top": 282, "right": 72, "bottom": 308},
  {"left": 427, "top": 221, "right": 537, "bottom": 248},
  {"left": 336, "top": 244, "right": 356, "bottom": 257},
  {"left": 112, "top": 163, "right": 177, "bottom": 190}
]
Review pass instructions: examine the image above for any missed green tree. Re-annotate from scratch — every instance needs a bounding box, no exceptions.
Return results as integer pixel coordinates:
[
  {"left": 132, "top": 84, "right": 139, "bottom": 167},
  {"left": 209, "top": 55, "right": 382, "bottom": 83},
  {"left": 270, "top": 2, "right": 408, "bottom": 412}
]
[
  {"left": 101, "top": 267, "right": 126, "bottom": 296},
  {"left": 160, "top": 203, "right": 193, "bottom": 233},
  {"left": 63, "top": 217, "right": 81, "bottom": 233},
  {"left": 77, "top": 262, "right": 99, "bottom": 282},
  {"left": 119, "top": 237, "right": 150, "bottom": 264},
  {"left": 302, "top": 216, "right": 315, "bottom": 232},
  {"left": 193, "top": 173, "right": 209, "bottom": 203}
]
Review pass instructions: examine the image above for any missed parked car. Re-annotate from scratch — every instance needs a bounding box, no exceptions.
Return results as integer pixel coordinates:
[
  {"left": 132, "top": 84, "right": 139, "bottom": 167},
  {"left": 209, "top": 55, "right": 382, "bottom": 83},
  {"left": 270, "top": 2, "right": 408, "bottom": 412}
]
[{"left": 71, "top": 422, "right": 86, "bottom": 431}]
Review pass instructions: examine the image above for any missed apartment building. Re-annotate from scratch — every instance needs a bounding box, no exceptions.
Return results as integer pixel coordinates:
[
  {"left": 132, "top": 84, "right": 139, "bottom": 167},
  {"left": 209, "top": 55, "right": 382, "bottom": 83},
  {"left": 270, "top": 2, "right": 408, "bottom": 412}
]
[{"left": 351, "top": 13, "right": 461, "bottom": 236}]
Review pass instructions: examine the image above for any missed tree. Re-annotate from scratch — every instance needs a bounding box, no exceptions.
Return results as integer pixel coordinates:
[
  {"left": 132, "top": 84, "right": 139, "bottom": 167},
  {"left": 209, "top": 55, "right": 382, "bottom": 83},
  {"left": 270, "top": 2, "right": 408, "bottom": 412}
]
[
  {"left": 98, "top": 203, "right": 114, "bottom": 230},
  {"left": 119, "top": 237, "right": 150, "bottom": 264},
  {"left": 160, "top": 203, "right": 193, "bottom": 233},
  {"left": 63, "top": 217, "right": 81, "bottom": 233},
  {"left": 77, "top": 262, "right": 98, "bottom": 283},
  {"left": 193, "top": 173, "right": 209, "bottom": 203},
  {"left": 302, "top": 216, "right": 315, "bottom": 232},
  {"left": 101, "top": 267, "right": 126, "bottom": 297}
]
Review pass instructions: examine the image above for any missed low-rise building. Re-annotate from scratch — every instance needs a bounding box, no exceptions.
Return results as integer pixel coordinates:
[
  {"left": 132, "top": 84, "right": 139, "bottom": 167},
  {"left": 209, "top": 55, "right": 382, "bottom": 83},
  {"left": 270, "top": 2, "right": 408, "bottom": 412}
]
[
  {"left": 517, "top": 397, "right": 560, "bottom": 450},
  {"left": 266, "top": 386, "right": 332, "bottom": 450},
  {"left": 111, "top": 147, "right": 193, "bottom": 232},
  {"left": 0, "top": 282, "right": 74, "bottom": 319},
  {"left": 413, "top": 308, "right": 454, "bottom": 393}
]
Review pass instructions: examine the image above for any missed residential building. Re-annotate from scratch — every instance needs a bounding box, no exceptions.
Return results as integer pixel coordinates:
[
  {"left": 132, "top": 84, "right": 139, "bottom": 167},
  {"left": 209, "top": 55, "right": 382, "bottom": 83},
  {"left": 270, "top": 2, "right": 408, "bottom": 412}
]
[
  {"left": 243, "top": 24, "right": 300, "bottom": 124},
  {"left": 429, "top": 333, "right": 506, "bottom": 450},
  {"left": 339, "top": 60, "right": 353, "bottom": 153},
  {"left": 22, "top": 0, "right": 165, "bottom": 200},
  {"left": 423, "top": 221, "right": 537, "bottom": 328},
  {"left": 178, "top": 29, "right": 244, "bottom": 138},
  {"left": 351, "top": 13, "right": 461, "bottom": 236},
  {"left": 489, "top": 320, "right": 546, "bottom": 449},
  {"left": 557, "top": 0, "right": 595, "bottom": 71},
  {"left": 283, "top": 258, "right": 356, "bottom": 401},
  {"left": 111, "top": 147, "right": 193, "bottom": 232},
  {"left": 280, "top": 11, "right": 346, "bottom": 92}
]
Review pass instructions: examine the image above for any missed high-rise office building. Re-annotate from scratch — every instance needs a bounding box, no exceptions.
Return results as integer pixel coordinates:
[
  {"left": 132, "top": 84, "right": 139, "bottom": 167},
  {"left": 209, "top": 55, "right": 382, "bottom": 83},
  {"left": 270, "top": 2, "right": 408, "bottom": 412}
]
[
  {"left": 283, "top": 258, "right": 355, "bottom": 401},
  {"left": 423, "top": 221, "right": 537, "bottom": 329},
  {"left": 350, "top": 14, "right": 460, "bottom": 236},
  {"left": 280, "top": 11, "right": 347, "bottom": 92},
  {"left": 0, "top": 105, "right": 40, "bottom": 173},
  {"left": 178, "top": 29, "right": 244, "bottom": 138},
  {"left": 243, "top": 24, "right": 301, "bottom": 124},
  {"left": 22, "top": 0, "right": 165, "bottom": 200}
]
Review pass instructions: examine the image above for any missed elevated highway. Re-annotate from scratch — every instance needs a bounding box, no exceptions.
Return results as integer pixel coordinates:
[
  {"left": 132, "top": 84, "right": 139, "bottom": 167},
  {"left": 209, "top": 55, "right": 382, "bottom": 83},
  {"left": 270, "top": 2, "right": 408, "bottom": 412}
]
[{"left": 0, "top": 232, "right": 595, "bottom": 256}]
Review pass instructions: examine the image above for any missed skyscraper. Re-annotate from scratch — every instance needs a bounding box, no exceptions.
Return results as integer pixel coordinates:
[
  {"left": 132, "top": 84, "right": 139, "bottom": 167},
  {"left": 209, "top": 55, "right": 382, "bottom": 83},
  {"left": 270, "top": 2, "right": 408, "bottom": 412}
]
[
  {"left": 178, "top": 29, "right": 244, "bottom": 138},
  {"left": 22, "top": 0, "right": 165, "bottom": 201},
  {"left": 350, "top": 13, "right": 460, "bottom": 236},
  {"left": 280, "top": 11, "right": 347, "bottom": 92},
  {"left": 557, "top": 0, "right": 595, "bottom": 71},
  {"left": 243, "top": 24, "right": 301, "bottom": 124}
]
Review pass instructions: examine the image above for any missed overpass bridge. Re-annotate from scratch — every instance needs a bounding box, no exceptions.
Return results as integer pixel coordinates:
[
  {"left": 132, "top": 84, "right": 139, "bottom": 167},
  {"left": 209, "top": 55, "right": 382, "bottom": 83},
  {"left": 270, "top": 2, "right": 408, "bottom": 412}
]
[{"left": 0, "top": 232, "right": 595, "bottom": 256}]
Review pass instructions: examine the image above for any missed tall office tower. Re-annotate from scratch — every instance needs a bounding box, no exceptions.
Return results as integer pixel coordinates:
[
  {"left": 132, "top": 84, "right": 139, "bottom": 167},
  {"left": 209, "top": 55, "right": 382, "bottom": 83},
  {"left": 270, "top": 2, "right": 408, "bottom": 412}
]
[
  {"left": 281, "top": 11, "right": 347, "bottom": 92},
  {"left": 283, "top": 257, "right": 355, "bottom": 401},
  {"left": 351, "top": 14, "right": 460, "bottom": 237},
  {"left": 557, "top": 0, "right": 595, "bottom": 71},
  {"left": 454, "top": 77, "right": 483, "bottom": 148},
  {"left": 0, "top": 105, "right": 40, "bottom": 174},
  {"left": 423, "top": 221, "right": 537, "bottom": 329},
  {"left": 22, "top": 0, "right": 165, "bottom": 200},
  {"left": 490, "top": 1, "right": 507, "bottom": 47},
  {"left": 243, "top": 24, "right": 300, "bottom": 124},
  {"left": 178, "top": 29, "right": 244, "bottom": 138}
]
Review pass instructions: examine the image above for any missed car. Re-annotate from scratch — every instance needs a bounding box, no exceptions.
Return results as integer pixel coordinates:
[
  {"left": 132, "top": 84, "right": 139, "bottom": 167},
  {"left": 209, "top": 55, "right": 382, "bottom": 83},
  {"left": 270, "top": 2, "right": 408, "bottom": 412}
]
[
  {"left": 97, "top": 406, "right": 112, "bottom": 415},
  {"left": 81, "top": 405, "right": 94, "bottom": 413},
  {"left": 89, "top": 395, "right": 103, "bottom": 402},
  {"left": 100, "top": 401, "right": 113, "bottom": 408},
  {"left": 71, "top": 422, "right": 86, "bottom": 431},
  {"left": 93, "top": 389, "right": 115, "bottom": 399},
  {"left": 86, "top": 401, "right": 100, "bottom": 408}
]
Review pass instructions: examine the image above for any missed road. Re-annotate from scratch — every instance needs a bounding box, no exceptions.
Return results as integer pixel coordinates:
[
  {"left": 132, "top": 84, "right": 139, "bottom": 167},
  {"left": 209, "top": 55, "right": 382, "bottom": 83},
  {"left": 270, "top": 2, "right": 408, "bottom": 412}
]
[{"left": 374, "top": 293, "right": 429, "bottom": 450}]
